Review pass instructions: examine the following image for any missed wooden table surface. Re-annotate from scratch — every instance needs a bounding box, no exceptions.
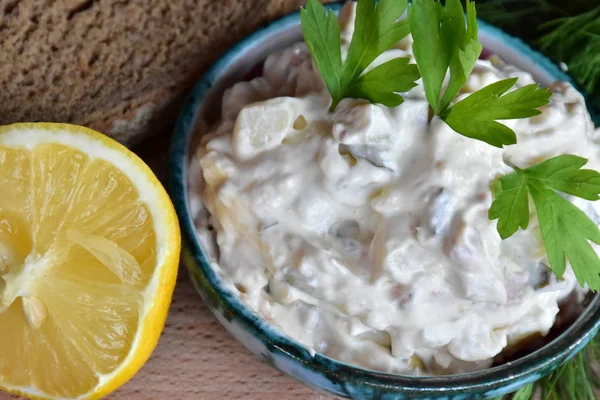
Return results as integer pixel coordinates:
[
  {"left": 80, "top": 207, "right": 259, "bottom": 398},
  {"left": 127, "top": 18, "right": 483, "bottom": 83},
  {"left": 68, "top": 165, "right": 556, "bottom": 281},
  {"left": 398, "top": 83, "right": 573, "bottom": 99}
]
[{"left": 0, "top": 131, "right": 333, "bottom": 400}]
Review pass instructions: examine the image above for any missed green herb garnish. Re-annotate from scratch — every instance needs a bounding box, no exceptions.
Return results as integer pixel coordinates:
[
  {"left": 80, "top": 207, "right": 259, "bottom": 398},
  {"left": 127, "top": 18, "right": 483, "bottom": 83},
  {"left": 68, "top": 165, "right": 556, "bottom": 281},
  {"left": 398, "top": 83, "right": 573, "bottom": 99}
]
[
  {"left": 409, "top": 0, "right": 552, "bottom": 147},
  {"left": 499, "top": 331, "right": 600, "bottom": 399},
  {"left": 440, "top": 78, "right": 552, "bottom": 147},
  {"left": 300, "top": 0, "right": 419, "bottom": 111},
  {"left": 509, "top": 383, "right": 534, "bottom": 400},
  {"left": 475, "top": 0, "right": 600, "bottom": 115},
  {"left": 489, "top": 155, "right": 600, "bottom": 290},
  {"left": 408, "top": 0, "right": 482, "bottom": 113}
]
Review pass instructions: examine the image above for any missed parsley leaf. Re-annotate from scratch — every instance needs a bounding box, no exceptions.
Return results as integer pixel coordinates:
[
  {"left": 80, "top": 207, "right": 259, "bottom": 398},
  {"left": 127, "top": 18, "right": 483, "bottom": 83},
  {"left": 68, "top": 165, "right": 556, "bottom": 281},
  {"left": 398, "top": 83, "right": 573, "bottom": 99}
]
[
  {"left": 300, "top": 0, "right": 418, "bottom": 111},
  {"left": 409, "top": 0, "right": 481, "bottom": 114},
  {"left": 341, "top": 0, "right": 410, "bottom": 86},
  {"left": 345, "top": 58, "right": 420, "bottom": 107},
  {"left": 529, "top": 180, "right": 600, "bottom": 289},
  {"left": 489, "top": 155, "right": 600, "bottom": 290},
  {"left": 409, "top": 0, "right": 552, "bottom": 148},
  {"left": 299, "top": 0, "right": 343, "bottom": 103},
  {"left": 524, "top": 154, "right": 600, "bottom": 200},
  {"left": 489, "top": 170, "right": 530, "bottom": 239},
  {"left": 441, "top": 78, "right": 553, "bottom": 147},
  {"left": 439, "top": 0, "right": 482, "bottom": 111}
]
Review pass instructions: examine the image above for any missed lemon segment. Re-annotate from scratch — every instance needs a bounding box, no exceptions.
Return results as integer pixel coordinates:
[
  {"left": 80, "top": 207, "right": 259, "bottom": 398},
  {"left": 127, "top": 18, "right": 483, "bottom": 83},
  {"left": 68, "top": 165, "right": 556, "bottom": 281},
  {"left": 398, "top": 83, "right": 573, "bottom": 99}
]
[{"left": 0, "top": 123, "right": 180, "bottom": 399}]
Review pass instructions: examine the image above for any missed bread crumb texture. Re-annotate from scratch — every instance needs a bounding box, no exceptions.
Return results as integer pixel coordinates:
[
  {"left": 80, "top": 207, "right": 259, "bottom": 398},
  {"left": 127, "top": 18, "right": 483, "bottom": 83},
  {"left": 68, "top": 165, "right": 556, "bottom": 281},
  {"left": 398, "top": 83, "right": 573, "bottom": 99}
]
[{"left": 0, "top": 0, "right": 318, "bottom": 145}]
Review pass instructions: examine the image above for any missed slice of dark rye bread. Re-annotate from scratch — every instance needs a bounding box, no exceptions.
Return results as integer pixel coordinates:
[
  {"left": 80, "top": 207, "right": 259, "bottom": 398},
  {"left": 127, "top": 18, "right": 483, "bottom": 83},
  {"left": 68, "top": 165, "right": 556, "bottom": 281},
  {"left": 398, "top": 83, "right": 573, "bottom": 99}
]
[{"left": 0, "top": 0, "right": 331, "bottom": 145}]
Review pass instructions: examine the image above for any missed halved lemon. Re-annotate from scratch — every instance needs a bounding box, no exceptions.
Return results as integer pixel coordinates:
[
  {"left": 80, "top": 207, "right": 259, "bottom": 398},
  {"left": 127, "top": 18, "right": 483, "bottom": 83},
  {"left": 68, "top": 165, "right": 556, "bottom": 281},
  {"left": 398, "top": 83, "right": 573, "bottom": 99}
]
[{"left": 0, "top": 123, "right": 180, "bottom": 399}]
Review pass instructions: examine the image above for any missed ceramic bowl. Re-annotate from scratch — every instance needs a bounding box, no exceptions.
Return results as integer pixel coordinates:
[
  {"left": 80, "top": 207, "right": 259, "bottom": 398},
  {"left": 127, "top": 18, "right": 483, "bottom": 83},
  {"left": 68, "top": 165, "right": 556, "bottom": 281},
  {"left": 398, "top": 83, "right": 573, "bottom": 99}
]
[{"left": 169, "top": 3, "right": 600, "bottom": 399}]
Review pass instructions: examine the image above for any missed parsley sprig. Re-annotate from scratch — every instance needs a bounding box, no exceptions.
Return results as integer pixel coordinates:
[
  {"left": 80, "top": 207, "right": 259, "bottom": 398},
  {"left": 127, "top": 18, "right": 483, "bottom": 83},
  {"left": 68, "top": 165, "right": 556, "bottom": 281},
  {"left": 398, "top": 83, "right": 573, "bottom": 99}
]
[
  {"left": 409, "top": 0, "right": 552, "bottom": 148},
  {"left": 489, "top": 155, "right": 600, "bottom": 290},
  {"left": 300, "top": 0, "right": 420, "bottom": 111}
]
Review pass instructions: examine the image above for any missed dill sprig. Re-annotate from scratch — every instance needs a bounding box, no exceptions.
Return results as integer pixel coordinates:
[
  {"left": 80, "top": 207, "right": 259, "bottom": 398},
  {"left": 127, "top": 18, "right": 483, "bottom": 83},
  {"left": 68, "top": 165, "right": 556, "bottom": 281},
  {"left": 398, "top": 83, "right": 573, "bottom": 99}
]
[
  {"left": 475, "top": 0, "right": 600, "bottom": 114},
  {"left": 537, "top": 6, "right": 600, "bottom": 96},
  {"left": 500, "top": 333, "right": 600, "bottom": 399}
]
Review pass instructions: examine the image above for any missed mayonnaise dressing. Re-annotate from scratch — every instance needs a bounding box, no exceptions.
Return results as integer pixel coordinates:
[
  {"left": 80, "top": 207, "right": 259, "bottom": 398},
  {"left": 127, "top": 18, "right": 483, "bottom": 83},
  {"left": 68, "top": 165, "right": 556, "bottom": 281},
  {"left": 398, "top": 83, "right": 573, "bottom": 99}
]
[{"left": 190, "top": 2, "right": 599, "bottom": 375}]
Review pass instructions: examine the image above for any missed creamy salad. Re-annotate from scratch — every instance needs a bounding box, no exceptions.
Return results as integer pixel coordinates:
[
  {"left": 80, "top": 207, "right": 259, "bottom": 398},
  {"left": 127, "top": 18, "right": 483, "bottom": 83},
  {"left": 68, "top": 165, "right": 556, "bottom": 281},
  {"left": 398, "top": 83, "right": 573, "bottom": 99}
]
[{"left": 189, "top": 3, "right": 599, "bottom": 375}]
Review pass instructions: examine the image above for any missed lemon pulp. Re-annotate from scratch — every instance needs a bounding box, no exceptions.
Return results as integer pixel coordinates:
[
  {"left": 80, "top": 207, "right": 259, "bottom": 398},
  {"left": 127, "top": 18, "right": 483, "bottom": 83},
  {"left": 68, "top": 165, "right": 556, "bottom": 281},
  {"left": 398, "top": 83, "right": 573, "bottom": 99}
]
[{"left": 0, "top": 124, "right": 179, "bottom": 399}]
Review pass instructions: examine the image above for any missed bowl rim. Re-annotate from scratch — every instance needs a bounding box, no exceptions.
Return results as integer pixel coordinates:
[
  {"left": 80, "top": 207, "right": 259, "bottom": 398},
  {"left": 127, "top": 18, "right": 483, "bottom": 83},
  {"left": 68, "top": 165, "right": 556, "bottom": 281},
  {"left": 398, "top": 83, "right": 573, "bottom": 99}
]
[{"left": 169, "top": 2, "right": 600, "bottom": 396}]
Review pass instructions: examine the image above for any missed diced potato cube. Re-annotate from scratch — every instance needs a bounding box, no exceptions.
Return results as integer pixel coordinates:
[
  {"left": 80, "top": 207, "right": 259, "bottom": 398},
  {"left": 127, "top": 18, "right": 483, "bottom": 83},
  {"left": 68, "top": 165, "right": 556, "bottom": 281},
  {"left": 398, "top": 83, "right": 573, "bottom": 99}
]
[{"left": 233, "top": 97, "right": 304, "bottom": 160}]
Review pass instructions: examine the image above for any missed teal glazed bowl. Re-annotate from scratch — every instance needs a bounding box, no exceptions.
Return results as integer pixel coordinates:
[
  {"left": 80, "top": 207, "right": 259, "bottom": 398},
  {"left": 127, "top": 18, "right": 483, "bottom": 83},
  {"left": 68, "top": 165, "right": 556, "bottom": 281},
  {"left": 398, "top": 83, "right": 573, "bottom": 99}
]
[{"left": 169, "top": 3, "right": 600, "bottom": 399}]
